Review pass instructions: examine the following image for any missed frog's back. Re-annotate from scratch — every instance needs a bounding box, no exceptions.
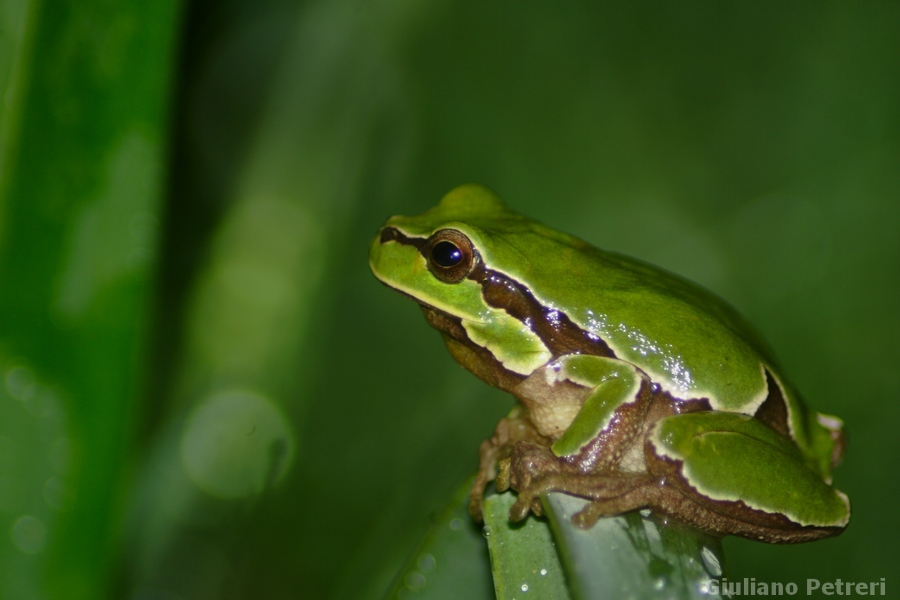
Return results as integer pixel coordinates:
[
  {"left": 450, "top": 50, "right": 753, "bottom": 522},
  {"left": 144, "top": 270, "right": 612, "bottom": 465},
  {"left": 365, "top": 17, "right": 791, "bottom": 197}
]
[{"left": 477, "top": 219, "right": 779, "bottom": 412}]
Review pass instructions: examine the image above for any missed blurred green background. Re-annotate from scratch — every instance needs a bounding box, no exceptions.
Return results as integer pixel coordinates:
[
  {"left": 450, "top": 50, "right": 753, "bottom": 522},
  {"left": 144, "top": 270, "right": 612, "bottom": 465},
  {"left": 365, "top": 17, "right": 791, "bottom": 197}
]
[{"left": 1, "top": 0, "right": 898, "bottom": 598}]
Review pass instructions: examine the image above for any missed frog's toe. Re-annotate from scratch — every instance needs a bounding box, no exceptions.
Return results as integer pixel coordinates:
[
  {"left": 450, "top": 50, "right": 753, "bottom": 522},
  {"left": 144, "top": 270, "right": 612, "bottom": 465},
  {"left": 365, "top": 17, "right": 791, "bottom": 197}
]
[
  {"left": 468, "top": 470, "right": 496, "bottom": 522},
  {"left": 507, "top": 475, "right": 556, "bottom": 520},
  {"left": 496, "top": 457, "right": 512, "bottom": 492},
  {"left": 571, "top": 506, "right": 601, "bottom": 529},
  {"left": 571, "top": 499, "right": 615, "bottom": 528},
  {"left": 509, "top": 441, "right": 561, "bottom": 489},
  {"left": 509, "top": 494, "right": 534, "bottom": 522}
]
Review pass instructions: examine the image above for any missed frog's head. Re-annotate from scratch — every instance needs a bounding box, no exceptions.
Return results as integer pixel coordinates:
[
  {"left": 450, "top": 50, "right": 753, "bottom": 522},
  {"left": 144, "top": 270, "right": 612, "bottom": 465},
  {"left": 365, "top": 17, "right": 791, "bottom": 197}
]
[
  {"left": 369, "top": 184, "right": 514, "bottom": 323},
  {"left": 369, "top": 184, "right": 568, "bottom": 384}
]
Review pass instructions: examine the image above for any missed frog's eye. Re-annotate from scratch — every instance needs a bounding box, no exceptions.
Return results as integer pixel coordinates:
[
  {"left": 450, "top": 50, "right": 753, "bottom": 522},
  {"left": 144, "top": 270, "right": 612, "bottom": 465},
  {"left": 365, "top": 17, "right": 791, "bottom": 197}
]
[
  {"left": 425, "top": 229, "right": 476, "bottom": 284},
  {"left": 431, "top": 241, "right": 463, "bottom": 267}
]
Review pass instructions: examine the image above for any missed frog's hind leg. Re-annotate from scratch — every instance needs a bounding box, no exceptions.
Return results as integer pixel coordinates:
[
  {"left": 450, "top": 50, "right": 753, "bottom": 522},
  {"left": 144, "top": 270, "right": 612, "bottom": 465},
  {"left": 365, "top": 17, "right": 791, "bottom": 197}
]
[
  {"left": 507, "top": 468, "right": 657, "bottom": 523},
  {"left": 641, "top": 411, "right": 850, "bottom": 543},
  {"left": 561, "top": 475, "right": 786, "bottom": 535},
  {"left": 499, "top": 436, "right": 658, "bottom": 521},
  {"left": 561, "top": 473, "right": 840, "bottom": 542}
]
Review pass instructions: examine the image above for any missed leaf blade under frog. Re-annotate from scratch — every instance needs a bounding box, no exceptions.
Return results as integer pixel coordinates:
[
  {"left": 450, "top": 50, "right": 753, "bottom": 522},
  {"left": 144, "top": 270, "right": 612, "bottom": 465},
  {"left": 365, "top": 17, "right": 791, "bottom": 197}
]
[
  {"left": 483, "top": 491, "right": 573, "bottom": 600},
  {"left": 542, "top": 492, "right": 727, "bottom": 600}
]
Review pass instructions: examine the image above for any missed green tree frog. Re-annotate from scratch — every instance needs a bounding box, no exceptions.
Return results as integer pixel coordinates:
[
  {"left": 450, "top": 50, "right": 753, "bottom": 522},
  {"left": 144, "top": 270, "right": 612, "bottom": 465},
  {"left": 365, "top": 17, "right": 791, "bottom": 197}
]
[{"left": 369, "top": 184, "right": 849, "bottom": 543}]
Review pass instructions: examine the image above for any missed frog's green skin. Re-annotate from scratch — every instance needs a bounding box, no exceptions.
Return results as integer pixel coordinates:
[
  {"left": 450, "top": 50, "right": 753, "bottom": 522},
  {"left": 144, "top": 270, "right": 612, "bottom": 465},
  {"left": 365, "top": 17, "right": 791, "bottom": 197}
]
[{"left": 369, "top": 184, "right": 849, "bottom": 543}]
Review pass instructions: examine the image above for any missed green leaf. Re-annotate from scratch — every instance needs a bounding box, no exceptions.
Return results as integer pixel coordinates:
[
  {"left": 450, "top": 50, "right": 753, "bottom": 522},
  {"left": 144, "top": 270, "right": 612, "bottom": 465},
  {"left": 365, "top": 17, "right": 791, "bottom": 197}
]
[
  {"left": 484, "top": 491, "right": 572, "bottom": 600},
  {"left": 383, "top": 477, "right": 494, "bottom": 599},
  {"left": 0, "top": 0, "right": 181, "bottom": 598},
  {"left": 543, "top": 493, "right": 726, "bottom": 599},
  {"left": 392, "top": 480, "right": 727, "bottom": 600}
]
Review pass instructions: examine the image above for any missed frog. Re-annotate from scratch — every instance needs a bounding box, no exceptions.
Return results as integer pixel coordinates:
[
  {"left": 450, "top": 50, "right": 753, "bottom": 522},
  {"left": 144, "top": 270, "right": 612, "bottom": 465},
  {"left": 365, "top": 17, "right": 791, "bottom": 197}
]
[{"left": 369, "top": 184, "right": 849, "bottom": 543}]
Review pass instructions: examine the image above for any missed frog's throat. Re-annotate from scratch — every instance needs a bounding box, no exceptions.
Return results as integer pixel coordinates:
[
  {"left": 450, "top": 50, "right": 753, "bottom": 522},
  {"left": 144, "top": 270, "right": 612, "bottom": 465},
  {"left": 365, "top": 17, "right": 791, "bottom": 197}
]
[{"left": 420, "top": 303, "right": 526, "bottom": 393}]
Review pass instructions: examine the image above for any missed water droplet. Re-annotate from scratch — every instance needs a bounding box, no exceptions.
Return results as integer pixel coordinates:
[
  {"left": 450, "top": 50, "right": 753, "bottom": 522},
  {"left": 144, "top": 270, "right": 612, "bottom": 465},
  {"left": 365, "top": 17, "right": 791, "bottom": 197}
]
[
  {"left": 482, "top": 526, "right": 491, "bottom": 538},
  {"left": 404, "top": 571, "right": 426, "bottom": 591},
  {"left": 700, "top": 546, "right": 722, "bottom": 576},
  {"left": 417, "top": 553, "right": 435, "bottom": 573},
  {"left": 449, "top": 517, "right": 463, "bottom": 531},
  {"left": 521, "top": 583, "right": 529, "bottom": 592},
  {"left": 643, "top": 520, "right": 661, "bottom": 542},
  {"left": 654, "top": 577, "right": 666, "bottom": 590},
  {"left": 540, "top": 569, "right": 547, "bottom": 576},
  {"left": 11, "top": 515, "right": 47, "bottom": 554}
]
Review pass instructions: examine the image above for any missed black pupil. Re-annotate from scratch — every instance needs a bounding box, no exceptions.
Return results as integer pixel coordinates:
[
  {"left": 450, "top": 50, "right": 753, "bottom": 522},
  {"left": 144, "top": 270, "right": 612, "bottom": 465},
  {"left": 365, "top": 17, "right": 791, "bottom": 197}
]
[{"left": 432, "top": 241, "right": 463, "bottom": 267}]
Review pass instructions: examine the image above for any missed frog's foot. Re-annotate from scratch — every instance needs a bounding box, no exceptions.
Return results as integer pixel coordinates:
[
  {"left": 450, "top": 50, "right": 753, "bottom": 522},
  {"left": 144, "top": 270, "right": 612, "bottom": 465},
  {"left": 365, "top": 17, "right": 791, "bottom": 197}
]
[
  {"left": 468, "top": 411, "right": 551, "bottom": 522},
  {"left": 503, "top": 441, "right": 656, "bottom": 523}
]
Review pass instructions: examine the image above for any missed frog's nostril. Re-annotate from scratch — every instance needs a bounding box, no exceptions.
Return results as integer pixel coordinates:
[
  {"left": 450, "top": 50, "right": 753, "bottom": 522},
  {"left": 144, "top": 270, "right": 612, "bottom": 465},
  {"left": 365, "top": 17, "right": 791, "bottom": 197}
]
[{"left": 380, "top": 227, "right": 400, "bottom": 244}]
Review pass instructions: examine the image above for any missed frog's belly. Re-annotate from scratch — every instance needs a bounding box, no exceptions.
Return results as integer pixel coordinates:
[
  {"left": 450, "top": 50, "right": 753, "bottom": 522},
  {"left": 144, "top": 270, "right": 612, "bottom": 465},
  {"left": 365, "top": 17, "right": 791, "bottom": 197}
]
[{"left": 526, "top": 403, "right": 582, "bottom": 439}]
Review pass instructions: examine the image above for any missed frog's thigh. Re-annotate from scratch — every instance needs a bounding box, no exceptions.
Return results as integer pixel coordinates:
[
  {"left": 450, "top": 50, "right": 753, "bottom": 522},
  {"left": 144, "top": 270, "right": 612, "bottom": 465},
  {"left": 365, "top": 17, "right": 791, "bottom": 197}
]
[
  {"left": 549, "top": 355, "right": 649, "bottom": 458},
  {"left": 647, "top": 412, "right": 850, "bottom": 532}
]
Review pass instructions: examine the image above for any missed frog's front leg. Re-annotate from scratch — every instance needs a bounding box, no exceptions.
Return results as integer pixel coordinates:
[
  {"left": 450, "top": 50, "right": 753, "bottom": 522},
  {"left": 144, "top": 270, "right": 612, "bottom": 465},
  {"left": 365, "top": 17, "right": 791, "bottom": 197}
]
[
  {"left": 468, "top": 405, "right": 551, "bottom": 521},
  {"left": 501, "top": 441, "right": 657, "bottom": 521},
  {"left": 504, "top": 355, "right": 654, "bottom": 522}
]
